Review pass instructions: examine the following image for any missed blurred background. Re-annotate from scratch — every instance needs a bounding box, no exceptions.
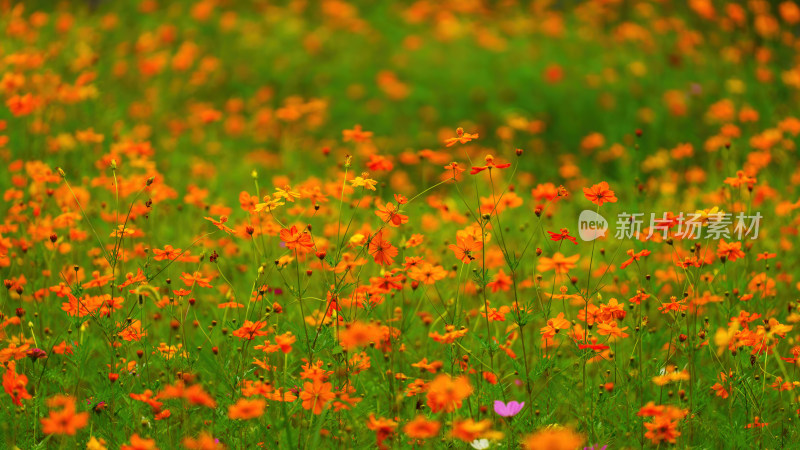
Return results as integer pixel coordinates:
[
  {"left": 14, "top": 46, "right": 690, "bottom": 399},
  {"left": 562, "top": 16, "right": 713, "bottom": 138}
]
[{"left": 3, "top": 0, "right": 799, "bottom": 189}]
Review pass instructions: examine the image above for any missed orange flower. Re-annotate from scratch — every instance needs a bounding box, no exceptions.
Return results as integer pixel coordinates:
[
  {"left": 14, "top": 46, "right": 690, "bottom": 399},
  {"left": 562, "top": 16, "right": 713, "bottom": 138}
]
[
  {"left": 6, "top": 93, "right": 40, "bottom": 116},
  {"left": 152, "top": 245, "right": 182, "bottom": 261},
  {"left": 540, "top": 312, "right": 570, "bottom": 339},
  {"left": 470, "top": 154, "right": 511, "bottom": 174},
  {"left": 118, "top": 320, "right": 146, "bottom": 342},
  {"left": 343, "top": 124, "right": 373, "bottom": 143},
  {"left": 637, "top": 402, "right": 687, "bottom": 445},
  {"left": 40, "top": 395, "right": 89, "bottom": 436},
  {"left": 411, "top": 358, "right": 443, "bottom": 373},
  {"left": 280, "top": 225, "right": 314, "bottom": 253},
  {"left": 340, "top": 321, "right": 383, "bottom": 350},
  {"left": 375, "top": 202, "right": 409, "bottom": 227},
  {"left": 129, "top": 390, "right": 163, "bottom": 412},
  {"left": 204, "top": 215, "right": 234, "bottom": 234},
  {"left": 407, "top": 263, "right": 447, "bottom": 285},
  {"left": 443, "top": 162, "right": 466, "bottom": 181},
  {"left": 232, "top": 320, "right": 270, "bottom": 340},
  {"left": 425, "top": 374, "right": 472, "bottom": 413},
  {"left": 723, "top": 170, "right": 756, "bottom": 189},
  {"left": 450, "top": 418, "right": 500, "bottom": 442},
  {"left": 717, "top": 239, "right": 745, "bottom": 262},
  {"left": 583, "top": 181, "right": 618, "bottom": 206},
  {"left": 486, "top": 269, "right": 512, "bottom": 292},
  {"left": 537, "top": 252, "right": 579, "bottom": 274},
  {"left": 299, "top": 379, "right": 335, "bottom": 414},
  {"left": 180, "top": 271, "right": 213, "bottom": 288},
  {"left": 366, "top": 414, "right": 398, "bottom": 450},
  {"left": 445, "top": 127, "right": 479, "bottom": 147},
  {"left": 183, "top": 432, "right": 223, "bottom": 450},
  {"left": 620, "top": 249, "right": 651, "bottom": 269},
  {"left": 275, "top": 331, "right": 296, "bottom": 353},
  {"left": 596, "top": 321, "right": 630, "bottom": 339},
  {"left": 120, "top": 434, "right": 158, "bottom": 450},
  {"left": 157, "top": 381, "right": 217, "bottom": 408},
  {"left": 522, "top": 427, "right": 584, "bottom": 450},
  {"left": 3, "top": 361, "right": 31, "bottom": 406},
  {"left": 368, "top": 231, "right": 398, "bottom": 266},
  {"left": 428, "top": 325, "right": 469, "bottom": 344},
  {"left": 228, "top": 398, "right": 266, "bottom": 420},
  {"left": 448, "top": 235, "right": 482, "bottom": 263},
  {"left": 403, "top": 415, "right": 441, "bottom": 439},
  {"left": 644, "top": 416, "right": 681, "bottom": 444}
]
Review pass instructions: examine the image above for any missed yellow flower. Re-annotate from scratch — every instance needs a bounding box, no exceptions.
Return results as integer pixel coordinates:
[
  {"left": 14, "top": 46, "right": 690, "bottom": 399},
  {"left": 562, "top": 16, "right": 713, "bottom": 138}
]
[
  {"left": 87, "top": 436, "right": 108, "bottom": 450},
  {"left": 351, "top": 173, "right": 377, "bottom": 191}
]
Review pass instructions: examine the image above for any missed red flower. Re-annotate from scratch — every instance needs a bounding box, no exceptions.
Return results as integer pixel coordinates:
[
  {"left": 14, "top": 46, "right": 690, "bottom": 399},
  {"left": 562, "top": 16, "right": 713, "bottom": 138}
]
[
  {"left": 470, "top": 154, "right": 511, "bottom": 175},
  {"left": 547, "top": 228, "right": 578, "bottom": 245}
]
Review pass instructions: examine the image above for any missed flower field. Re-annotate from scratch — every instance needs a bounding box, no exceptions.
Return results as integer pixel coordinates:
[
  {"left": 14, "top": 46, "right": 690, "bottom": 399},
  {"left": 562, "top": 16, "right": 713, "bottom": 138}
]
[{"left": 3, "top": 1, "right": 800, "bottom": 448}]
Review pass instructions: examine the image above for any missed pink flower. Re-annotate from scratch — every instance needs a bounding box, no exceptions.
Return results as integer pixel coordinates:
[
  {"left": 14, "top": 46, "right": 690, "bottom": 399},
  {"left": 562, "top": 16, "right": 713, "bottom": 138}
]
[{"left": 493, "top": 400, "right": 525, "bottom": 417}]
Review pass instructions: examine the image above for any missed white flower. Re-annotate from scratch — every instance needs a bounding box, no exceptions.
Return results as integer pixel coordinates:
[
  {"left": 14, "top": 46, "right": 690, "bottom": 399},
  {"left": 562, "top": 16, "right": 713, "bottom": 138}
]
[{"left": 470, "top": 439, "right": 490, "bottom": 450}]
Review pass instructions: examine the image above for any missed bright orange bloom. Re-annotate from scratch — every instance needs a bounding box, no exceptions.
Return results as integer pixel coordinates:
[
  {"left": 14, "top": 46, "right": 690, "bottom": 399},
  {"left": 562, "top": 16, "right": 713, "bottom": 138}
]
[
  {"left": 540, "top": 312, "right": 570, "bottom": 340},
  {"left": 228, "top": 398, "right": 266, "bottom": 420},
  {"left": 411, "top": 358, "right": 443, "bottom": 373},
  {"left": 375, "top": 202, "right": 409, "bottom": 227},
  {"left": 717, "top": 239, "right": 745, "bottom": 262},
  {"left": 596, "top": 321, "right": 630, "bottom": 339},
  {"left": 3, "top": 361, "right": 31, "bottom": 406},
  {"left": 522, "top": 427, "right": 584, "bottom": 450},
  {"left": 445, "top": 127, "right": 479, "bottom": 147},
  {"left": 180, "top": 271, "right": 213, "bottom": 288},
  {"left": 368, "top": 231, "right": 398, "bottom": 266},
  {"left": 724, "top": 170, "right": 756, "bottom": 189},
  {"left": 40, "top": 395, "right": 89, "bottom": 436},
  {"left": 407, "top": 263, "right": 447, "bottom": 284},
  {"left": 366, "top": 414, "right": 398, "bottom": 450},
  {"left": 269, "top": 331, "right": 294, "bottom": 353},
  {"left": 429, "top": 325, "right": 469, "bottom": 344},
  {"left": 403, "top": 415, "right": 441, "bottom": 439},
  {"left": 129, "top": 390, "right": 163, "bottom": 412},
  {"left": 280, "top": 225, "right": 314, "bottom": 253},
  {"left": 299, "top": 379, "right": 335, "bottom": 414},
  {"left": 425, "top": 374, "right": 472, "bottom": 413},
  {"left": 232, "top": 320, "right": 270, "bottom": 340},
  {"left": 339, "top": 321, "right": 385, "bottom": 350},
  {"left": 644, "top": 416, "right": 681, "bottom": 444},
  {"left": 157, "top": 381, "right": 217, "bottom": 408},
  {"left": 470, "top": 154, "right": 511, "bottom": 174},
  {"left": 120, "top": 434, "right": 158, "bottom": 450},
  {"left": 620, "top": 249, "right": 651, "bottom": 269},
  {"left": 118, "top": 320, "right": 146, "bottom": 342},
  {"left": 537, "top": 252, "right": 579, "bottom": 274},
  {"left": 583, "top": 181, "right": 618, "bottom": 206},
  {"left": 204, "top": 215, "right": 235, "bottom": 234},
  {"left": 637, "top": 402, "right": 687, "bottom": 445},
  {"left": 443, "top": 162, "right": 466, "bottom": 181},
  {"left": 152, "top": 245, "right": 182, "bottom": 261},
  {"left": 343, "top": 124, "right": 373, "bottom": 142},
  {"left": 450, "top": 418, "right": 500, "bottom": 442},
  {"left": 448, "top": 235, "right": 482, "bottom": 263},
  {"left": 486, "top": 269, "right": 512, "bottom": 292},
  {"left": 183, "top": 432, "right": 223, "bottom": 450}
]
